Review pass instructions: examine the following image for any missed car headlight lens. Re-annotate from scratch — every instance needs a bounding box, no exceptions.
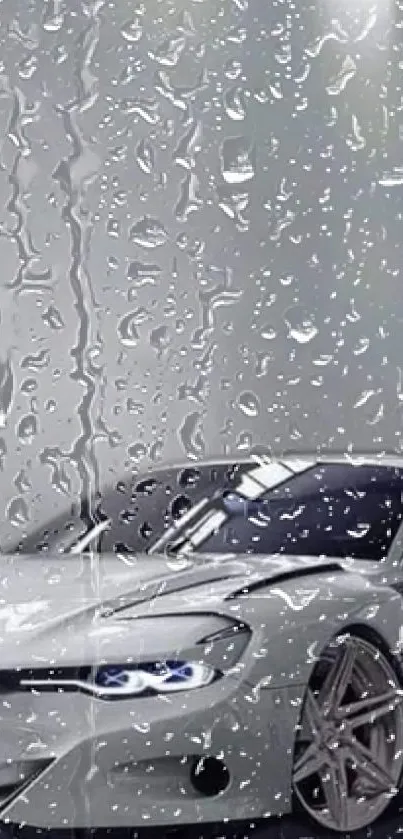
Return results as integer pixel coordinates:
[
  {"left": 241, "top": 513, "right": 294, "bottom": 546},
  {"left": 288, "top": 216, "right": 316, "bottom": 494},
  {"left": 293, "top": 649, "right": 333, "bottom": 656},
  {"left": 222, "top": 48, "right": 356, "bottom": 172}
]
[
  {"left": 93, "top": 659, "right": 217, "bottom": 698},
  {"left": 20, "top": 659, "right": 218, "bottom": 700}
]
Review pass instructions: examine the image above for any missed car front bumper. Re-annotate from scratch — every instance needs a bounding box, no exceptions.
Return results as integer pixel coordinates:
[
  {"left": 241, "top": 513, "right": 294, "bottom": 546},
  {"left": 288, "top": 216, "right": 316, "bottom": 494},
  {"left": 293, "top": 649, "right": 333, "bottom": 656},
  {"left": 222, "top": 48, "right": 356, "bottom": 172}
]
[{"left": 0, "top": 678, "right": 304, "bottom": 830}]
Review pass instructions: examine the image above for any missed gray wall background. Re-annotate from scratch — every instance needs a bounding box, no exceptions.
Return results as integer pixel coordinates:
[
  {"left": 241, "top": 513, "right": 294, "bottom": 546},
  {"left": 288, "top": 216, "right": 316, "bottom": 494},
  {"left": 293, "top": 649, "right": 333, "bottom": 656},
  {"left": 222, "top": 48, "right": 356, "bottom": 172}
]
[{"left": 0, "top": 0, "right": 402, "bottom": 549}]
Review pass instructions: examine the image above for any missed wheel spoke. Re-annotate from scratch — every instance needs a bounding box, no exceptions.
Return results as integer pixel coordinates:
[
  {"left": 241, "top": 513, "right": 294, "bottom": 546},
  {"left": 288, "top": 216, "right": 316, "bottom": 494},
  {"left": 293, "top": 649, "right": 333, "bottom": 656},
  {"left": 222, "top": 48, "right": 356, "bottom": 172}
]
[
  {"left": 321, "top": 757, "right": 349, "bottom": 831},
  {"left": 293, "top": 742, "right": 327, "bottom": 784},
  {"left": 347, "top": 735, "right": 397, "bottom": 793},
  {"left": 304, "top": 688, "right": 324, "bottom": 737},
  {"left": 319, "top": 638, "right": 356, "bottom": 714},
  {"left": 339, "top": 689, "right": 403, "bottom": 729}
]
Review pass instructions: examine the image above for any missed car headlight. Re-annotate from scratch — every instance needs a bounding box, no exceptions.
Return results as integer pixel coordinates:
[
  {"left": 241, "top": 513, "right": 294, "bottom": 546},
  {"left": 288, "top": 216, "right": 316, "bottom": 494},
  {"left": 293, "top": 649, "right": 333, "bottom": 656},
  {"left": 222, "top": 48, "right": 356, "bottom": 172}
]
[
  {"left": 16, "top": 615, "right": 250, "bottom": 700},
  {"left": 19, "top": 659, "right": 218, "bottom": 700},
  {"left": 92, "top": 659, "right": 217, "bottom": 698}
]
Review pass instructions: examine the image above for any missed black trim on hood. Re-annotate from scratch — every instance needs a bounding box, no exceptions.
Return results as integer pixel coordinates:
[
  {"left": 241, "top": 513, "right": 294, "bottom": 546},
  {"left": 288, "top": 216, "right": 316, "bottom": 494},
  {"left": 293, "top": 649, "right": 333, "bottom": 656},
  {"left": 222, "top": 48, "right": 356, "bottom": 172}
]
[{"left": 225, "top": 562, "right": 345, "bottom": 600}]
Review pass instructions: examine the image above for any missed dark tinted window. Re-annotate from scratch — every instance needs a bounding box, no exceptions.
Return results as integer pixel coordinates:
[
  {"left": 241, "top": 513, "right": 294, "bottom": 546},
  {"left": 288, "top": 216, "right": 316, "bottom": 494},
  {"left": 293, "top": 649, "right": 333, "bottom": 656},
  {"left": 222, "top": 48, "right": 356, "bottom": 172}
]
[{"left": 196, "top": 464, "right": 403, "bottom": 560}]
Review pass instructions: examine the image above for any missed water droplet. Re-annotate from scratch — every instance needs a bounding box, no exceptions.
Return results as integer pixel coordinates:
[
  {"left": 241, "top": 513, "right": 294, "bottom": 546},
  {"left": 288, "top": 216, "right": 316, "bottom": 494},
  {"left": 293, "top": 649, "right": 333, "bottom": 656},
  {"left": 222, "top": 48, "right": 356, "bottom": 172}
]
[
  {"left": 133, "top": 721, "right": 150, "bottom": 734},
  {"left": 150, "top": 325, "right": 171, "bottom": 356},
  {"left": 21, "top": 378, "right": 38, "bottom": 394},
  {"left": 178, "top": 411, "right": 205, "bottom": 460},
  {"left": 121, "top": 97, "right": 159, "bottom": 125},
  {"left": 261, "top": 325, "right": 277, "bottom": 341},
  {"left": 347, "top": 523, "right": 371, "bottom": 539},
  {"left": 223, "top": 86, "right": 246, "bottom": 121},
  {"left": 354, "top": 337, "right": 370, "bottom": 356},
  {"left": 227, "top": 25, "right": 247, "bottom": 44},
  {"left": 313, "top": 354, "right": 333, "bottom": 367},
  {"left": 43, "top": 1, "right": 64, "bottom": 31},
  {"left": 177, "top": 9, "right": 195, "bottom": 34},
  {"left": 236, "top": 431, "right": 253, "bottom": 450},
  {"left": 255, "top": 353, "right": 272, "bottom": 378},
  {"left": 175, "top": 171, "right": 202, "bottom": 220},
  {"left": 150, "top": 439, "right": 164, "bottom": 462},
  {"left": 149, "top": 35, "right": 186, "bottom": 67},
  {"left": 217, "top": 186, "right": 250, "bottom": 230},
  {"left": 21, "top": 350, "right": 50, "bottom": 371},
  {"left": 42, "top": 305, "right": 65, "bottom": 330},
  {"left": 17, "top": 413, "right": 38, "bottom": 445},
  {"left": 238, "top": 391, "right": 260, "bottom": 417},
  {"left": 224, "top": 59, "right": 242, "bottom": 80},
  {"left": 18, "top": 55, "right": 37, "bottom": 79},
  {"left": 14, "top": 469, "right": 31, "bottom": 493},
  {"left": 0, "top": 356, "right": 14, "bottom": 428},
  {"left": 121, "top": 18, "right": 143, "bottom": 42},
  {"left": 284, "top": 307, "right": 318, "bottom": 344},
  {"left": 220, "top": 136, "right": 255, "bottom": 184},
  {"left": 127, "top": 261, "right": 161, "bottom": 287},
  {"left": 129, "top": 217, "right": 168, "bottom": 249},
  {"left": 346, "top": 114, "right": 366, "bottom": 151},
  {"left": 117, "top": 313, "right": 140, "bottom": 347},
  {"left": 136, "top": 138, "right": 155, "bottom": 175},
  {"left": 379, "top": 169, "right": 403, "bottom": 188},
  {"left": 52, "top": 43, "right": 68, "bottom": 63},
  {"left": 0, "top": 437, "right": 6, "bottom": 470},
  {"left": 127, "top": 400, "right": 144, "bottom": 416},
  {"left": 7, "top": 496, "right": 30, "bottom": 528},
  {"left": 128, "top": 442, "right": 147, "bottom": 462},
  {"left": 173, "top": 119, "right": 202, "bottom": 170},
  {"left": 326, "top": 56, "right": 357, "bottom": 96},
  {"left": 107, "top": 219, "right": 120, "bottom": 238},
  {"left": 354, "top": 389, "right": 376, "bottom": 409}
]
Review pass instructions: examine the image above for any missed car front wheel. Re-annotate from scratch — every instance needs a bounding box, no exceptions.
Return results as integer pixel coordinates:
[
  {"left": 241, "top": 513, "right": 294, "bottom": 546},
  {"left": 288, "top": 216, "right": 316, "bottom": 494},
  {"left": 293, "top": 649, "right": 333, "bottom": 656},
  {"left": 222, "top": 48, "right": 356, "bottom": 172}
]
[{"left": 292, "top": 632, "right": 403, "bottom": 833}]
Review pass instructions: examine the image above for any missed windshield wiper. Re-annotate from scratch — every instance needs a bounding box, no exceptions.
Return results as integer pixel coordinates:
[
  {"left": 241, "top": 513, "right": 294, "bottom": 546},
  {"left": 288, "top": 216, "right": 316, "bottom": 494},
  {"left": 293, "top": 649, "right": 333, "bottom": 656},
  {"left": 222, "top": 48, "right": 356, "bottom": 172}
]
[
  {"left": 69, "top": 519, "right": 111, "bottom": 555},
  {"left": 148, "top": 497, "right": 211, "bottom": 555},
  {"left": 162, "top": 508, "right": 229, "bottom": 557}
]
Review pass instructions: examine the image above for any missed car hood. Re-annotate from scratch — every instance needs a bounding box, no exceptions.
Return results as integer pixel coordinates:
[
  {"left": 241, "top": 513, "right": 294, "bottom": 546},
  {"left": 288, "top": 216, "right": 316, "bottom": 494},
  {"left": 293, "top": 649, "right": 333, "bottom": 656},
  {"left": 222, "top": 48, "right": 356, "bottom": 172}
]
[{"left": 0, "top": 551, "right": 355, "bottom": 668}]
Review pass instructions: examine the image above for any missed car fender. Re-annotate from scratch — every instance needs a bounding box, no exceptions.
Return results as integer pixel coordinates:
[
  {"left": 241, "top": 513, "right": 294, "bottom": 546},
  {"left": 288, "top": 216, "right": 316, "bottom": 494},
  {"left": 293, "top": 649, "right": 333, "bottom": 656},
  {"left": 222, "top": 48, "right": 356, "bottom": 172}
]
[{"left": 226, "top": 569, "right": 403, "bottom": 690}]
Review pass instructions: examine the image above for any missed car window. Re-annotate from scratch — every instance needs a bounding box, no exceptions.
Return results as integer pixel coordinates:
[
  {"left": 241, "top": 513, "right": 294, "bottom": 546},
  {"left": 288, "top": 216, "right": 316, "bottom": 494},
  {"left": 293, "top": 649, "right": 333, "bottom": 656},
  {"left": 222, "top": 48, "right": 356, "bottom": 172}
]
[{"left": 193, "top": 464, "right": 403, "bottom": 560}]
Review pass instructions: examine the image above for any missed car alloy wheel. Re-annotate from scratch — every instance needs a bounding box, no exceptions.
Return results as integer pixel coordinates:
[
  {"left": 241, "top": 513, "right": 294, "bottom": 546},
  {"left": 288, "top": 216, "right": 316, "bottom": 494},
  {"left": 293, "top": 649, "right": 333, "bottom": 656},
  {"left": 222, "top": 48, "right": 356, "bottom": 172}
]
[{"left": 292, "top": 633, "right": 403, "bottom": 833}]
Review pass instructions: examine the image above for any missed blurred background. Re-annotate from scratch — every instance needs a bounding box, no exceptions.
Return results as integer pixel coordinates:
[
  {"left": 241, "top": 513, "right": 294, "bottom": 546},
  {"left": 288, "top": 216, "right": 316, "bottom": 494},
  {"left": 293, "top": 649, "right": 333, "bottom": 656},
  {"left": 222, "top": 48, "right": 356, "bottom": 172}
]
[{"left": 0, "top": 0, "right": 402, "bottom": 550}]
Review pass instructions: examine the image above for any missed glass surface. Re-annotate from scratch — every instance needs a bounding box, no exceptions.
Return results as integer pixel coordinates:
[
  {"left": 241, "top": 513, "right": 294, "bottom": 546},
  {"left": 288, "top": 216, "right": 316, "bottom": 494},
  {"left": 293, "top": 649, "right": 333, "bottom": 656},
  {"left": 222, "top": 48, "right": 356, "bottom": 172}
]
[{"left": 0, "top": 1, "right": 402, "bottom": 836}]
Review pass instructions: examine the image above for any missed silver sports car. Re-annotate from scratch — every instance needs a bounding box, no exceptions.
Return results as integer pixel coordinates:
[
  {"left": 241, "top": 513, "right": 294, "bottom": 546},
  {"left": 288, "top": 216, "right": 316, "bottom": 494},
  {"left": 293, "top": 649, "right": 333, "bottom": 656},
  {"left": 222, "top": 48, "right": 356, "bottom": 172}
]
[{"left": 3, "top": 454, "right": 403, "bottom": 835}]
